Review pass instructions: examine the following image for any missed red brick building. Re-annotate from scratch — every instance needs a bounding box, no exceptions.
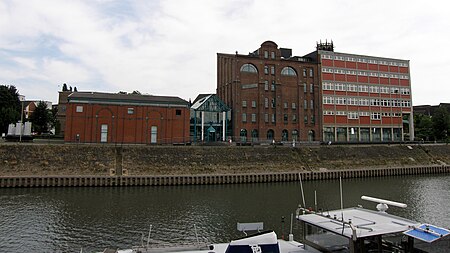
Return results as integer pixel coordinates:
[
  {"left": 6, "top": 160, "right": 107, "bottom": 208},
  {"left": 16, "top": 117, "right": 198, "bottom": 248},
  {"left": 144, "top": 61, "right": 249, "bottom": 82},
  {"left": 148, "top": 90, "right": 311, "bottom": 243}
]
[
  {"left": 64, "top": 92, "right": 190, "bottom": 144},
  {"left": 217, "top": 41, "right": 321, "bottom": 143},
  {"left": 305, "top": 42, "right": 414, "bottom": 142}
]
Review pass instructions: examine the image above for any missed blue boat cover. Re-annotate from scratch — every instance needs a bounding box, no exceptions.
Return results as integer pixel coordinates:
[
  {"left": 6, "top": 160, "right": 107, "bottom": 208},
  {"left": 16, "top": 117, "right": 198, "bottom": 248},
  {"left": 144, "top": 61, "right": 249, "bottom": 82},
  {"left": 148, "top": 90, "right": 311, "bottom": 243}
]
[{"left": 404, "top": 224, "right": 450, "bottom": 243}]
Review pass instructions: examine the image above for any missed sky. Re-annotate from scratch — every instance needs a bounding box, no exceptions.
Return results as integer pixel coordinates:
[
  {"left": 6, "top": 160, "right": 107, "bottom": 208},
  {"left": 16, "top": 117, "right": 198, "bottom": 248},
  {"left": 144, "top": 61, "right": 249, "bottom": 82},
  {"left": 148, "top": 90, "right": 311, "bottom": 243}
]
[{"left": 0, "top": 0, "right": 449, "bottom": 105}]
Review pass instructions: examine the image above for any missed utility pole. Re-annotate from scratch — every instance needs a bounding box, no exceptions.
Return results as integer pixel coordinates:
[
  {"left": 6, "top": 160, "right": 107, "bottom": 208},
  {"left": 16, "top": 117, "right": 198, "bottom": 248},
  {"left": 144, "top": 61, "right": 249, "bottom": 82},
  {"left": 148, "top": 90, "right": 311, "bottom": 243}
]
[{"left": 19, "top": 95, "right": 24, "bottom": 142}]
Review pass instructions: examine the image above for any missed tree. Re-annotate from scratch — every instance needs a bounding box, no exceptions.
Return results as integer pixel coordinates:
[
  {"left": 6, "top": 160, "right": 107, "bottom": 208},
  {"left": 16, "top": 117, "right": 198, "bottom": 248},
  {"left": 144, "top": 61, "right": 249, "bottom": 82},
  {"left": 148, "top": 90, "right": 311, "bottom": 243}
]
[
  {"left": 414, "top": 114, "right": 433, "bottom": 141},
  {"left": 432, "top": 107, "right": 450, "bottom": 141},
  {"left": 29, "top": 101, "right": 52, "bottom": 134},
  {"left": 0, "top": 85, "right": 21, "bottom": 134}
]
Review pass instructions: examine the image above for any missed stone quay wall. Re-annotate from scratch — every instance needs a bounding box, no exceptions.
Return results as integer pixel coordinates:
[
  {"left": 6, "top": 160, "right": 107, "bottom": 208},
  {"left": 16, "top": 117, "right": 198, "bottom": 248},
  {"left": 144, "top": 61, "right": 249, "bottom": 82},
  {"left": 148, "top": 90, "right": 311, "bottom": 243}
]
[{"left": 0, "top": 143, "right": 449, "bottom": 187}]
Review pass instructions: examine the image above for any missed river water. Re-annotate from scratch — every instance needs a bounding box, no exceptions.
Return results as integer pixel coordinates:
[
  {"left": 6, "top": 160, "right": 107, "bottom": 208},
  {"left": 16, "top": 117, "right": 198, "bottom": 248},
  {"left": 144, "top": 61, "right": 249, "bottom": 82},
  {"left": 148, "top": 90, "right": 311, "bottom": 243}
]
[{"left": 0, "top": 174, "right": 449, "bottom": 252}]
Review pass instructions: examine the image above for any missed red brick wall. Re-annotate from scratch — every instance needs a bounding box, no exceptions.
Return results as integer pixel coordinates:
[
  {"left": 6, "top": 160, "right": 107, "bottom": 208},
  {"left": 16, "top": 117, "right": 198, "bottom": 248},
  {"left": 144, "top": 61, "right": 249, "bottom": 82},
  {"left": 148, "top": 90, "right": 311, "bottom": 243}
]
[
  {"left": 64, "top": 103, "right": 189, "bottom": 144},
  {"left": 217, "top": 43, "right": 321, "bottom": 142}
]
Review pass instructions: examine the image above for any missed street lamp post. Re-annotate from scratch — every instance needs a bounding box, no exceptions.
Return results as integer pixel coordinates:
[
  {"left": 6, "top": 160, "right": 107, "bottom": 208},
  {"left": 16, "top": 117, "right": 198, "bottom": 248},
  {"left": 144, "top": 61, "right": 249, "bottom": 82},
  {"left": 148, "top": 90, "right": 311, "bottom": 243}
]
[{"left": 19, "top": 96, "right": 24, "bottom": 142}]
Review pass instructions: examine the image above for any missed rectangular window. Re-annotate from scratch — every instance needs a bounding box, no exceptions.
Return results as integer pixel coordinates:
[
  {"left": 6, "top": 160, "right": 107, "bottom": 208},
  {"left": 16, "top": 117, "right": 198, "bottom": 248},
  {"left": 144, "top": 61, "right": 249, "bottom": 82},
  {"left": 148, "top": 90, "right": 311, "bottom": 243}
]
[
  {"left": 151, "top": 126, "right": 157, "bottom": 143},
  {"left": 304, "top": 83, "right": 307, "bottom": 93},
  {"left": 271, "top": 51, "right": 275, "bottom": 59},
  {"left": 271, "top": 66, "right": 275, "bottom": 75},
  {"left": 369, "top": 86, "right": 380, "bottom": 93},
  {"left": 304, "top": 100, "right": 307, "bottom": 109},
  {"left": 323, "top": 82, "right": 334, "bottom": 90},
  {"left": 335, "top": 97, "right": 346, "bottom": 105},
  {"left": 127, "top": 108, "right": 134, "bottom": 114},
  {"left": 304, "top": 116, "right": 308, "bottom": 124},
  {"left": 264, "top": 66, "right": 269, "bottom": 74},
  {"left": 390, "top": 87, "right": 400, "bottom": 94},
  {"left": 310, "top": 100, "right": 314, "bottom": 109},
  {"left": 242, "top": 113, "right": 247, "bottom": 122},
  {"left": 242, "top": 100, "right": 247, "bottom": 107},
  {"left": 176, "top": 109, "right": 181, "bottom": 116},
  {"left": 271, "top": 81, "right": 276, "bottom": 91},
  {"left": 323, "top": 96, "right": 334, "bottom": 105},
  {"left": 309, "top": 68, "right": 314, "bottom": 77},
  {"left": 264, "top": 80, "right": 269, "bottom": 91},
  {"left": 264, "top": 51, "right": 268, "bottom": 58},
  {"left": 311, "top": 115, "right": 315, "bottom": 124},
  {"left": 265, "top": 98, "right": 269, "bottom": 108},
  {"left": 303, "top": 69, "right": 307, "bottom": 77},
  {"left": 292, "top": 103, "right": 296, "bottom": 109},
  {"left": 251, "top": 113, "right": 256, "bottom": 122},
  {"left": 335, "top": 83, "right": 346, "bottom": 91},
  {"left": 370, "top": 99, "right": 380, "bottom": 106},
  {"left": 271, "top": 98, "right": 276, "bottom": 108},
  {"left": 358, "top": 85, "right": 368, "bottom": 92},
  {"left": 265, "top": 113, "right": 269, "bottom": 123},
  {"left": 271, "top": 114, "right": 275, "bottom": 123},
  {"left": 348, "top": 112, "right": 359, "bottom": 119},
  {"left": 100, "top": 124, "right": 108, "bottom": 143},
  {"left": 359, "top": 111, "right": 370, "bottom": 116},
  {"left": 348, "top": 84, "right": 357, "bottom": 92},
  {"left": 347, "top": 98, "right": 358, "bottom": 106},
  {"left": 252, "top": 100, "right": 256, "bottom": 108},
  {"left": 292, "top": 114, "right": 297, "bottom": 122},
  {"left": 76, "top": 105, "right": 83, "bottom": 113},
  {"left": 284, "top": 114, "right": 288, "bottom": 122},
  {"left": 310, "top": 83, "right": 314, "bottom": 93},
  {"left": 284, "top": 102, "right": 288, "bottom": 109},
  {"left": 371, "top": 112, "right": 381, "bottom": 120}
]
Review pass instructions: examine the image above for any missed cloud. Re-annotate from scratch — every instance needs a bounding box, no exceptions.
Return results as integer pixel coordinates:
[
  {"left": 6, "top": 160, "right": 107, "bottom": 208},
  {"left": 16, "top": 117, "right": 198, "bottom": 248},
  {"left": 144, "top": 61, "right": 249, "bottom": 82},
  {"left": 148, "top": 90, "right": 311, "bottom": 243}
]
[{"left": 0, "top": 0, "right": 449, "bottom": 105}]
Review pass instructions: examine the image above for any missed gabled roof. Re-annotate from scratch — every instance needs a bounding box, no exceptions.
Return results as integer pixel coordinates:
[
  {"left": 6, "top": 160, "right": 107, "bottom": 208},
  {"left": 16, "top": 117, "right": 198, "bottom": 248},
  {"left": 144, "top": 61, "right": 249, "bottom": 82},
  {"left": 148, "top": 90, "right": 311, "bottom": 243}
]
[
  {"left": 68, "top": 92, "right": 189, "bottom": 107},
  {"left": 191, "top": 94, "right": 230, "bottom": 112}
]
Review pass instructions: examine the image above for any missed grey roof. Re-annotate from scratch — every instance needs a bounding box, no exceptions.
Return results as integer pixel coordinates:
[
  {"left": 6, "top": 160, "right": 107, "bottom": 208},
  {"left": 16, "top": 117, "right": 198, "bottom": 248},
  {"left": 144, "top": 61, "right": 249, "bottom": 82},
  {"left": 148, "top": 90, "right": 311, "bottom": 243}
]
[
  {"left": 192, "top": 94, "right": 214, "bottom": 105},
  {"left": 298, "top": 207, "right": 420, "bottom": 239},
  {"left": 68, "top": 92, "right": 189, "bottom": 107},
  {"left": 191, "top": 94, "right": 230, "bottom": 112}
]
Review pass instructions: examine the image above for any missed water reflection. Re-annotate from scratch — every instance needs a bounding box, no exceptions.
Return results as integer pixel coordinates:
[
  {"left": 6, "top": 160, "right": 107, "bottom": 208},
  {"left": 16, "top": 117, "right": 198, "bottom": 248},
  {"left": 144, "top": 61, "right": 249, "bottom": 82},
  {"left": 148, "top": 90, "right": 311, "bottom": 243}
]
[{"left": 0, "top": 175, "right": 449, "bottom": 252}]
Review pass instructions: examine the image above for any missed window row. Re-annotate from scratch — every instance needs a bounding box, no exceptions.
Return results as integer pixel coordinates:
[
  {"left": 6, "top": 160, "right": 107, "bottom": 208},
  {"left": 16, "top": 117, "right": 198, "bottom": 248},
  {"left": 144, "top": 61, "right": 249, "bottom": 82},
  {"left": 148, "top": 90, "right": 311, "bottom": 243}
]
[
  {"left": 323, "top": 110, "right": 402, "bottom": 119},
  {"left": 259, "top": 98, "right": 314, "bottom": 110},
  {"left": 321, "top": 54, "right": 408, "bottom": 67},
  {"left": 240, "top": 64, "right": 314, "bottom": 78},
  {"left": 239, "top": 128, "right": 315, "bottom": 142},
  {"left": 242, "top": 113, "right": 315, "bottom": 124},
  {"left": 322, "top": 82, "right": 410, "bottom": 95},
  {"left": 323, "top": 96, "right": 411, "bottom": 107},
  {"left": 263, "top": 50, "right": 276, "bottom": 59},
  {"left": 321, "top": 68, "right": 409, "bottom": 79}
]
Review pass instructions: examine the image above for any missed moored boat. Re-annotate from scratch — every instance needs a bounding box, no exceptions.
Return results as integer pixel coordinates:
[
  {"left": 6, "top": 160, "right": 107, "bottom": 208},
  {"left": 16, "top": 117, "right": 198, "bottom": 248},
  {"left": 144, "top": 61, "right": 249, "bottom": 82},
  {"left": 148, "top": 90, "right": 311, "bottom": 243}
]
[{"left": 95, "top": 196, "right": 449, "bottom": 253}]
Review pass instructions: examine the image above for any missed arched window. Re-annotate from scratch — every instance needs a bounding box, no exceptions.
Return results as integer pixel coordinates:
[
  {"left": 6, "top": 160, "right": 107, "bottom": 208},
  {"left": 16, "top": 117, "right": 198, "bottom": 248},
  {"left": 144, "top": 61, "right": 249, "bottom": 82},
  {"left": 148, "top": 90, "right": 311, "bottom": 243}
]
[
  {"left": 251, "top": 129, "right": 258, "bottom": 142},
  {"left": 240, "top": 64, "right": 258, "bottom": 73},
  {"left": 240, "top": 129, "right": 247, "bottom": 142},
  {"left": 281, "top": 67, "right": 297, "bottom": 76},
  {"left": 282, "top": 129, "right": 289, "bottom": 141},
  {"left": 292, "top": 130, "right": 299, "bottom": 141},
  {"left": 267, "top": 129, "right": 274, "bottom": 141}
]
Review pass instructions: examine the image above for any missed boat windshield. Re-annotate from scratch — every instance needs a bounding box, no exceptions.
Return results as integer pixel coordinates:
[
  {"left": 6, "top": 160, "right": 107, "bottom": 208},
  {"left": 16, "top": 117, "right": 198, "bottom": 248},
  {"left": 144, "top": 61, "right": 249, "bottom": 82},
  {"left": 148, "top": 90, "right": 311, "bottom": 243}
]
[{"left": 304, "top": 223, "right": 349, "bottom": 252}]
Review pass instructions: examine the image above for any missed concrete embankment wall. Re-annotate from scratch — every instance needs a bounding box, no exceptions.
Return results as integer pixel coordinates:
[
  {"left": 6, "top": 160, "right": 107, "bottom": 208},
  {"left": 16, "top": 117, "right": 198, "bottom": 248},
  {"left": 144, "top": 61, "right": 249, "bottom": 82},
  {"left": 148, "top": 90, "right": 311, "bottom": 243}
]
[
  {"left": 0, "top": 165, "right": 449, "bottom": 187},
  {"left": 0, "top": 143, "right": 449, "bottom": 187}
]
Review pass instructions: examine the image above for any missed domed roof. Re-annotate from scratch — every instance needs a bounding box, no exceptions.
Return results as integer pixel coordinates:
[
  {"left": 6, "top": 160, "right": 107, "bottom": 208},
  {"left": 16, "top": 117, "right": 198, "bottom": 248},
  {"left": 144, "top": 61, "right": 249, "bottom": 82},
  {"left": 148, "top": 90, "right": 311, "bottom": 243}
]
[{"left": 261, "top": 41, "right": 278, "bottom": 48}]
